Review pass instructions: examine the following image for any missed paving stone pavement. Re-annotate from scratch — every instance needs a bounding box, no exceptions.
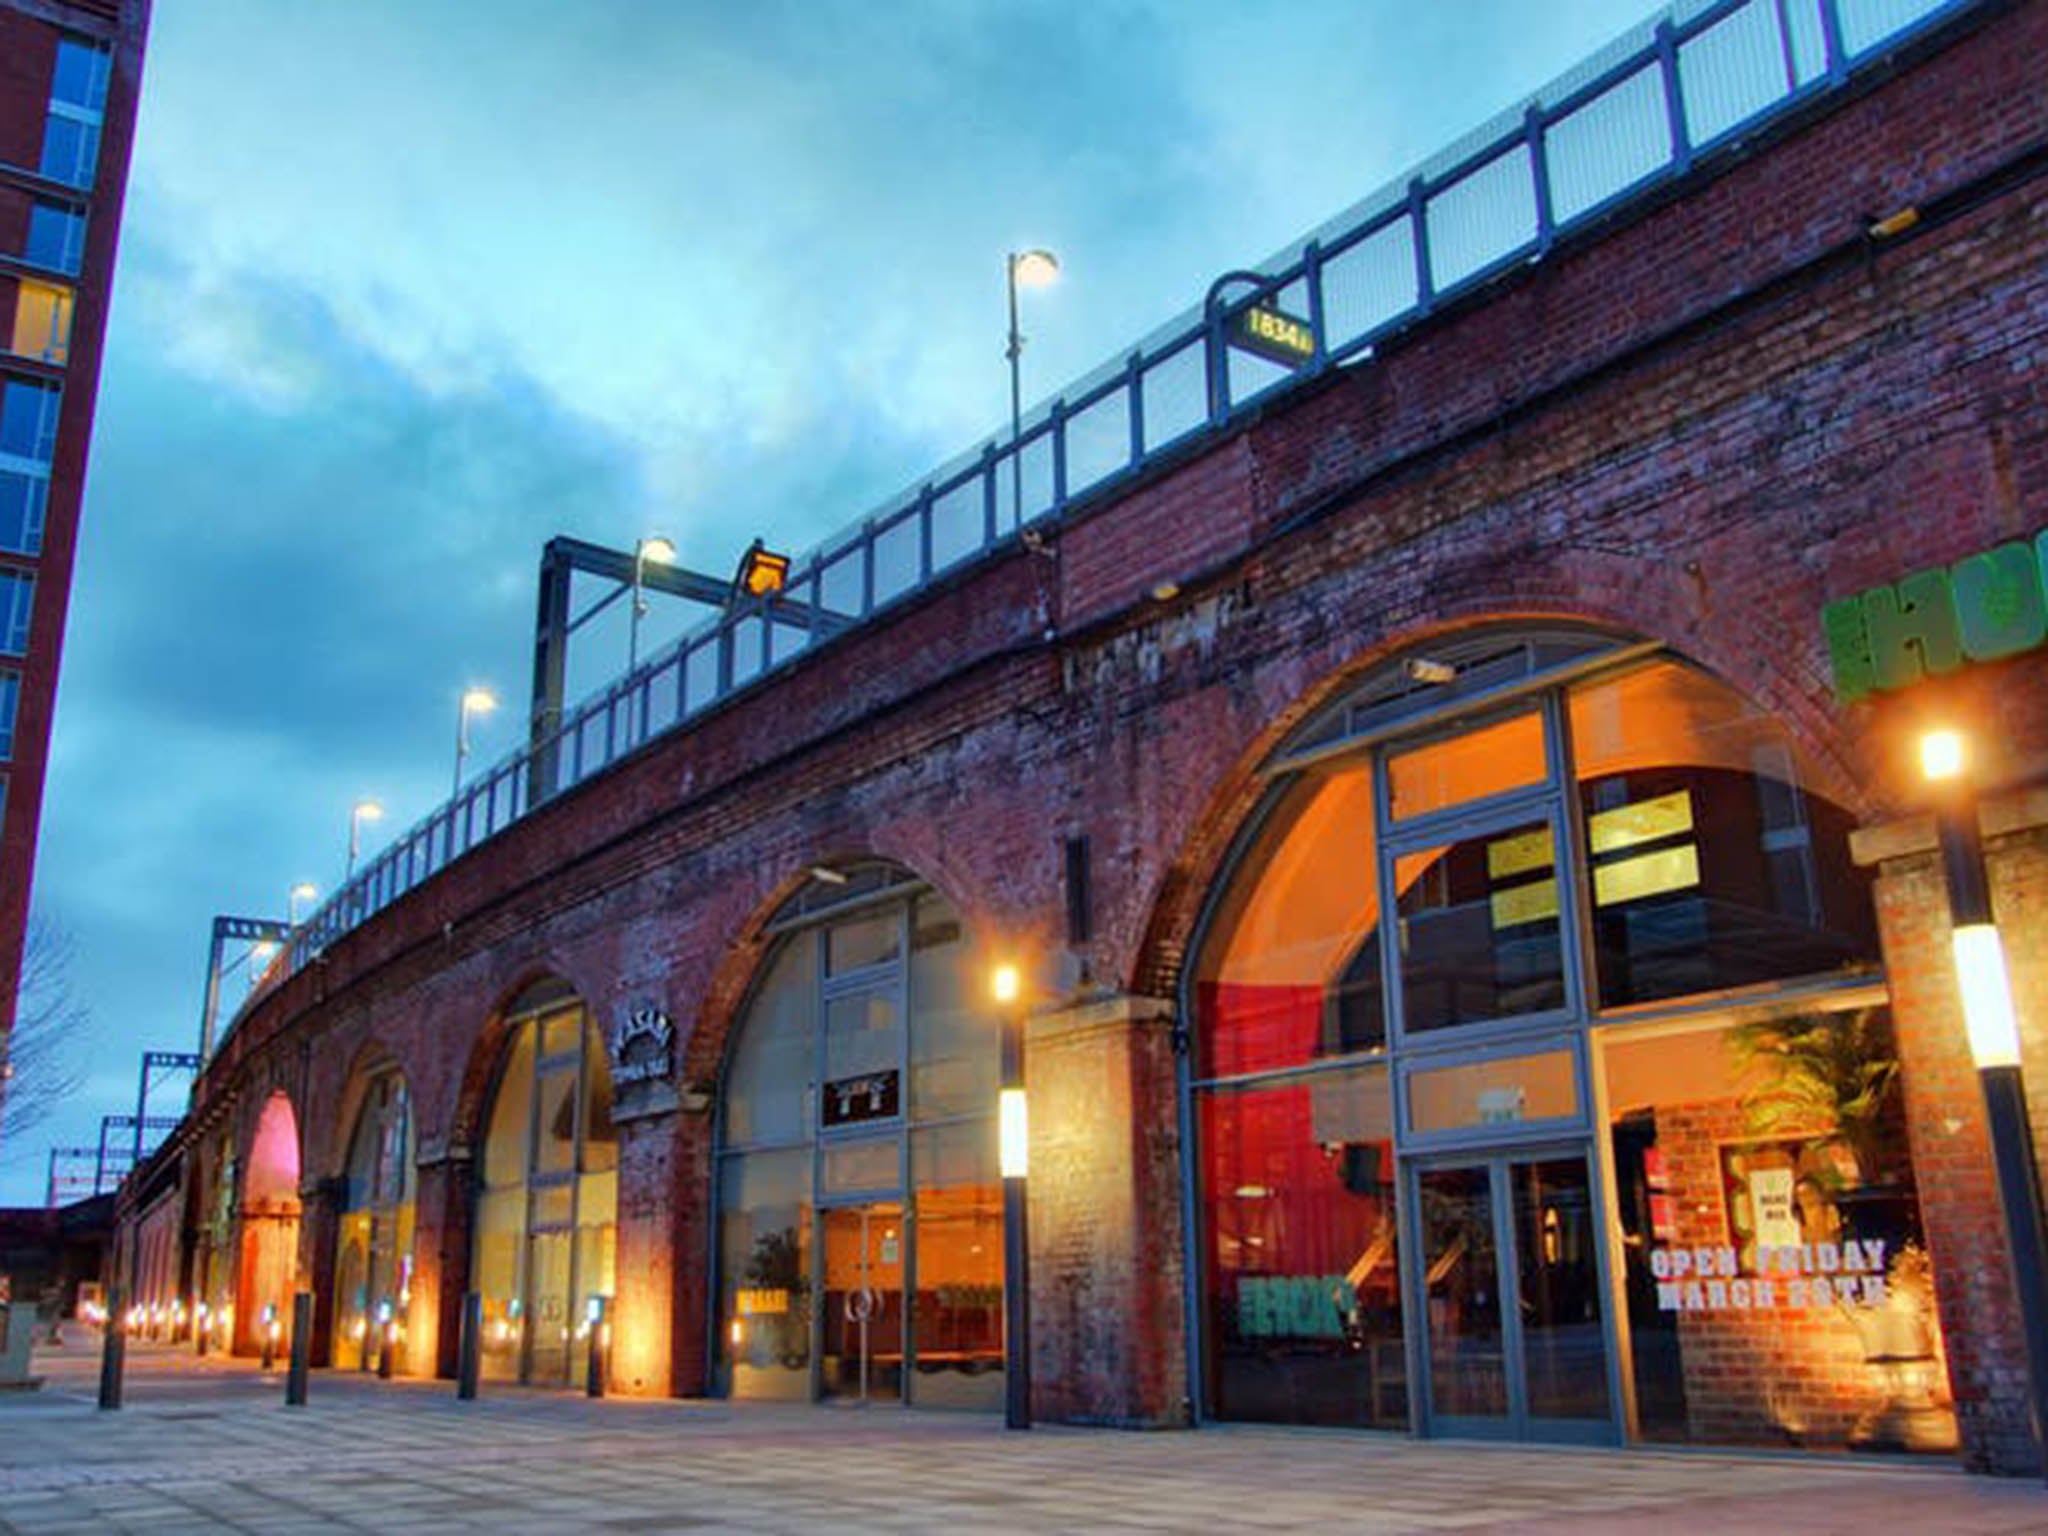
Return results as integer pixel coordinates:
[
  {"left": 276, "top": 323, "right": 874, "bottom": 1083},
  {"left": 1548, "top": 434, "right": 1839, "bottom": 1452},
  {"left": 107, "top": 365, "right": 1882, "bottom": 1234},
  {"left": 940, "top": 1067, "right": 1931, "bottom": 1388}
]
[{"left": 2, "top": 1334, "right": 2046, "bottom": 1534}]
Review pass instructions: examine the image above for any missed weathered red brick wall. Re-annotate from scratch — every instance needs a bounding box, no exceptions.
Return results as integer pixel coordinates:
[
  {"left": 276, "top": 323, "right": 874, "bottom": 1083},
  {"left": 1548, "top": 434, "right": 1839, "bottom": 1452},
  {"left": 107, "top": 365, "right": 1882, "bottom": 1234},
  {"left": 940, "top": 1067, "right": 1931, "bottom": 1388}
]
[{"left": 121, "top": 0, "right": 2048, "bottom": 1458}]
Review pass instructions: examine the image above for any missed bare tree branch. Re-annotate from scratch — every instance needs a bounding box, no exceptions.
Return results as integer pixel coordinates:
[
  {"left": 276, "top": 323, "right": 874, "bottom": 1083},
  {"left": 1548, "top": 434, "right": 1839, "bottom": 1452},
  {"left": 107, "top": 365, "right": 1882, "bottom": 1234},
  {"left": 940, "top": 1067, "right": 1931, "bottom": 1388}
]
[{"left": 0, "top": 914, "right": 89, "bottom": 1146}]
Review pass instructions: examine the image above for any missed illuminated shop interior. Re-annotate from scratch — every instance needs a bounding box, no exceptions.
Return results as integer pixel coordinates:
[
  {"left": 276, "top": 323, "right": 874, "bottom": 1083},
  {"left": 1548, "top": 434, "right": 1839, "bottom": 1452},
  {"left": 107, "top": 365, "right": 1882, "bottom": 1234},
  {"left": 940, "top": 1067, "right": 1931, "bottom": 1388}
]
[
  {"left": 1189, "top": 628, "right": 1951, "bottom": 1449},
  {"left": 472, "top": 982, "right": 618, "bottom": 1386},
  {"left": 716, "top": 865, "right": 1004, "bottom": 1409}
]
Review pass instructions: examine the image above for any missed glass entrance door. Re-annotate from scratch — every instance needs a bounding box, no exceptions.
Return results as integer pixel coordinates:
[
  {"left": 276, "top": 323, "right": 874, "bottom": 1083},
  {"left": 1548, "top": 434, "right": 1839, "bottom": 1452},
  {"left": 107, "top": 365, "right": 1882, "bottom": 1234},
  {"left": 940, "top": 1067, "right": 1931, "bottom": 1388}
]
[
  {"left": 820, "top": 1202, "right": 905, "bottom": 1403},
  {"left": 1414, "top": 1153, "right": 1613, "bottom": 1442}
]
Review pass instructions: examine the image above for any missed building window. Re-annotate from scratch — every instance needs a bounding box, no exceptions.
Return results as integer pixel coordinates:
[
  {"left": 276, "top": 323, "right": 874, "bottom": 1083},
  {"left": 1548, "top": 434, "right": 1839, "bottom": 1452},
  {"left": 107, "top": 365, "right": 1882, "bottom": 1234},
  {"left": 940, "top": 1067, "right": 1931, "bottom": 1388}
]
[
  {"left": 0, "top": 379, "right": 60, "bottom": 462},
  {"left": 335, "top": 1071, "right": 415, "bottom": 1372},
  {"left": 471, "top": 983, "right": 616, "bottom": 1387},
  {"left": 24, "top": 201, "right": 86, "bottom": 276},
  {"left": 0, "top": 570, "right": 32, "bottom": 656},
  {"left": 1190, "top": 631, "right": 1905, "bottom": 1447},
  {"left": 11, "top": 281, "right": 73, "bottom": 365},
  {"left": 39, "top": 39, "right": 109, "bottom": 189},
  {"left": 0, "top": 380, "right": 60, "bottom": 559},
  {"left": 0, "top": 670, "right": 15, "bottom": 759},
  {"left": 716, "top": 867, "right": 1002, "bottom": 1409}
]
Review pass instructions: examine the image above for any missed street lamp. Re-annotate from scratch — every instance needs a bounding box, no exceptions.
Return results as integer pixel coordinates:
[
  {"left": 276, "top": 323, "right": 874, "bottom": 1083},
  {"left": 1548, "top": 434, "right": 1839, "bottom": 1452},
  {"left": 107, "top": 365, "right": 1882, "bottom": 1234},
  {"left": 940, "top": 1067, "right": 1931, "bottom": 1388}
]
[
  {"left": 991, "top": 960, "right": 1031, "bottom": 1430},
  {"left": 453, "top": 685, "right": 498, "bottom": 797},
  {"left": 1921, "top": 726, "right": 2048, "bottom": 1480},
  {"left": 1006, "top": 249, "right": 1059, "bottom": 528},
  {"left": 287, "top": 882, "right": 317, "bottom": 926},
  {"left": 346, "top": 799, "right": 384, "bottom": 881},
  {"left": 627, "top": 536, "right": 677, "bottom": 674}
]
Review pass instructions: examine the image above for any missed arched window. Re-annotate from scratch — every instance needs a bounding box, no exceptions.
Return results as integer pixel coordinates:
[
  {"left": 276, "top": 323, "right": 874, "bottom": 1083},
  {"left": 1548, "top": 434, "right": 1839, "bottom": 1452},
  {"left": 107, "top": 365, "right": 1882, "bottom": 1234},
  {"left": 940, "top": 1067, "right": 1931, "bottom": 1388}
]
[
  {"left": 334, "top": 1070, "right": 414, "bottom": 1371},
  {"left": 715, "top": 866, "right": 1001, "bottom": 1409},
  {"left": 471, "top": 982, "right": 617, "bottom": 1386},
  {"left": 1188, "top": 633, "right": 1933, "bottom": 1452}
]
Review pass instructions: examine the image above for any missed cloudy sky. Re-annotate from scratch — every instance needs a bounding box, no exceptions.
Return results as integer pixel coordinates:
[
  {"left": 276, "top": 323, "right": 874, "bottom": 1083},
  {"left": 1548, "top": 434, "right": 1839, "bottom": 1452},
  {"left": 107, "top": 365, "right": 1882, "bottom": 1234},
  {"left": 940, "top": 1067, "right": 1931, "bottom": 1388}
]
[{"left": 4, "top": 0, "right": 1660, "bottom": 1202}]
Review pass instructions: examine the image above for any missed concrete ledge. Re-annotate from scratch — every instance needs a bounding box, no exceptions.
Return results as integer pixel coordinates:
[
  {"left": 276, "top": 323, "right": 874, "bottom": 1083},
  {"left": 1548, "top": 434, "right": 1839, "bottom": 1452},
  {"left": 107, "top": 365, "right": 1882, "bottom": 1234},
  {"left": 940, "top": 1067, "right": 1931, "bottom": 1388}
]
[{"left": 1850, "top": 783, "right": 2048, "bottom": 866}]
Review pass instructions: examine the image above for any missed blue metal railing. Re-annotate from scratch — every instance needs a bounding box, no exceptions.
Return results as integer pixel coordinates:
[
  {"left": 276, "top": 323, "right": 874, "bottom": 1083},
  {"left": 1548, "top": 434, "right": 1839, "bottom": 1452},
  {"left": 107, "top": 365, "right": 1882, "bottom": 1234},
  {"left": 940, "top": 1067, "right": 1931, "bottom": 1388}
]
[{"left": 235, "top": 0, "right": 1970, "bottom": 1044}]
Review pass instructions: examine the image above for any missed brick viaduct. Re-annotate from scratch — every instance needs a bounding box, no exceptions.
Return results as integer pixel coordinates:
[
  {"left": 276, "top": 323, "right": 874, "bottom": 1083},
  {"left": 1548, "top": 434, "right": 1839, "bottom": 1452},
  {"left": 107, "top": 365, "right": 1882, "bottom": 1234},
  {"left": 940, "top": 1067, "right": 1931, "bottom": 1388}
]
[{"left": 119, "top": 0, "right": 2048, "bottom": 1474}]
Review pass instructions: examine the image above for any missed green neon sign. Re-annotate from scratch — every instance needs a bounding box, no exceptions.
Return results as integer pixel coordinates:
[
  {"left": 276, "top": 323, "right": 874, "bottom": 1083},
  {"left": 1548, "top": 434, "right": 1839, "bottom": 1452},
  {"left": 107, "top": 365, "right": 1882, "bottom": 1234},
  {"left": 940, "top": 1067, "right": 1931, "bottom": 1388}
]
[{"left": 1824, "top": 530, "right": 2048, "bottom": 701}]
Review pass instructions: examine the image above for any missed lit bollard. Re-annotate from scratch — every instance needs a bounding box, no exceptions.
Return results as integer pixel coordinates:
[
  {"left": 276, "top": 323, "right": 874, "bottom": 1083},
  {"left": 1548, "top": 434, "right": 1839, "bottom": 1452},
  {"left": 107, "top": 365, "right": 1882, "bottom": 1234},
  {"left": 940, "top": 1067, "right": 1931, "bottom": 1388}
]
[
  {"left": 259, "top": 1303, "right": 278, "bottom": 1372},
  {"left": 97, "top": 1285, "right": 125, "bottom": 1411},
  {"left": 585, "top": 1296, "right": 608, "bottom": 1399},
  {"left": 376, "top": 1300, "right": 395, "bottom": 1380},
  {"left": 285, "top": 1291, "right": 311, "bottom": 1407},
  {"left": 456, "top": 1291, "right": 481, "bottom": 1401},
  {"left": 194, "top": 1302, "right": 209, "bottom": 1357}
]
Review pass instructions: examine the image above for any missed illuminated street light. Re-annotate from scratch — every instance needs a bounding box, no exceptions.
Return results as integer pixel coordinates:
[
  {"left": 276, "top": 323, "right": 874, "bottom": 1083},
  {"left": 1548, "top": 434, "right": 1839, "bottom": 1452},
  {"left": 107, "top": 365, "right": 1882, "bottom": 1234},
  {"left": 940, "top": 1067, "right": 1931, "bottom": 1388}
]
[
  {"left": 627, "top": 536, "right": 677, "bottom": 674},
  {"left": 346, "top": 799, "right": 384, "bottom": 881},
  {"left": 990, "top": 959, "right": 1030, "bottom": 1430},
  {"left": 1921, "top": 727, "right": 2048, "bottom": 1482},
  {"left": 287, "top": 882, "right": 317, "bottom": 927},
  {"left": 1006, "top": 249, "right": 1059, "bottom": 528},
  {"left": 453, "top": 685, "right": 499, "bottom": 797}
]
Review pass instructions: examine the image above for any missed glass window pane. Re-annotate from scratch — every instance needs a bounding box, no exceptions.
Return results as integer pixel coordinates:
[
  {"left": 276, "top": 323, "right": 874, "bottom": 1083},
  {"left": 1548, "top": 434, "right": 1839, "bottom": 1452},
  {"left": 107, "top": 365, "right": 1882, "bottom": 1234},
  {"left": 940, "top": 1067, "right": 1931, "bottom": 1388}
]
[
  {"left": 25, "top": 202, "right": 85, "bottom": 276},
  {"left": 1387, "top": 710, "right": 1546, "bottom": 820},
  {"left": 473, "top": 1186, "right": 525, "bottom": 1381},
  {"left": 1198, "top": 1065, "right": 1405, "bottom": 1427},
  {"left": 912, "top": 1124, "right": 1003, "bottom": 1409},
  {"left": 0, "top": 381, "right": 58, "bottom": 460},
  {"left": 1570, "top": 661, "right": 1879, "bottom": 1009},
  {"left": 720, "top": 1150, "right": 812, "bottom": 1400},
  {"left": 1407, "top": 1050, "right": 1578, "bottom": 1135},
  {"left": 1395, "top": 820, "right": 1566, "bottom": 1033},
  {"left": 535, "top": 1068, "right": 577, "bottom": 1175},
  {"left": 1419, "top": 1165, "right": 1506, "bottom": 1417},
  {"left": 1197, "top": 769, "right": 1386, "bottom": 1077},
  {"left": 725, "top": 936, "right": 815, "bottom": 1145},
  {"left": 825, "top": 989, "right": 900, "bottom": 1086},
  {"left": 580, "top": 1034, "right": 617, "bottom": 1174},
  {"left": 539, "top": 1004, "right": 581, "bottom": 1058},
  {"left": 11, "top": 281, "right": 72, "bottom": 365},
  {"left": 0, "top": 671, "right": 17, "bottom": 761},
  {"left": 909, "top": 899, "right": 991, "bottom": 1120},
  {"left": 530, "top": 1182, "right": 572, "bottom": 1228},
  {"left": 481, "top": 1023, "right": 535, "bottom": 1190},
  {"left": 38, "top": 116, "right": 96, "bottom": 187},
  {"left": 0, "top": 472, "right": 48, "bottom": 557},
  {"left": 822, "top": 1135, "right": 898, "bottom": 1195},
  {"left": 1513, "top": 1158, "right": 1609, "bottom": 1420},
  {"left": 51, "top": 40, "right": 109, "bottom": 112},
  {"left": 828, "top": 910, "right": 899, "bottom": 974},
  {"left": 1602, "top": 1009, "right": 1952, "bottom": 1451}
]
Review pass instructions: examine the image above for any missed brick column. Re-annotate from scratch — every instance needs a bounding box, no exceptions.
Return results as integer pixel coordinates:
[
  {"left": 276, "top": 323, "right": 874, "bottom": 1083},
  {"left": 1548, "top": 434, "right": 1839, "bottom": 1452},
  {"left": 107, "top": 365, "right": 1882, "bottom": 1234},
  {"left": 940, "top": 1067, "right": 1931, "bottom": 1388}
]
[
  {"left": 1863, "top": 791, "right": 2048, "bottom": 1474},
  {"left": 1026, "top": 992, "right": 1190, "bottom": 1426},
  {"left": 612, "top": 1104, "right": 685, "bottom": 1398},
  {"left": 296, "top": 1176, "right": 340, "bottom": 1367},
  {"left": 414, "top": 1147, "right": 472, "bottom": 1381}
]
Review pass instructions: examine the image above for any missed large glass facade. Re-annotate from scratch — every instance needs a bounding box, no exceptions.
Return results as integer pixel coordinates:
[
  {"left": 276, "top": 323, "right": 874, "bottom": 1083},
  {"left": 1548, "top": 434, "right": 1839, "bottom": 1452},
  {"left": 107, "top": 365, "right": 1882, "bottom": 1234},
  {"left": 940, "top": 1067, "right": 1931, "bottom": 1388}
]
[
  {"left": 716, "top": 868, "right": 1002, "bottom": 1409},
  {"left": 334, "top": 1070, "right": 415, "bottom": 1372},
  {"left": 1189, "top": 634, "right": 1938, "bottom": 1451},
  {"left": 471, "top": 984, "right": 616, "bottom": 1386}
]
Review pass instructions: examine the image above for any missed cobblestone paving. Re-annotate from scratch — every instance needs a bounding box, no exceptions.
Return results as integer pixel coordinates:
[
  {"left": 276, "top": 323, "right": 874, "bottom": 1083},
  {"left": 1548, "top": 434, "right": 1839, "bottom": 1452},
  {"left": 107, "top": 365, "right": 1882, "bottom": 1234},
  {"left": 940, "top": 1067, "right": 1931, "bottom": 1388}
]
[{"left": 1, "top": 1336, "right": 2045, "bottom": 1533}]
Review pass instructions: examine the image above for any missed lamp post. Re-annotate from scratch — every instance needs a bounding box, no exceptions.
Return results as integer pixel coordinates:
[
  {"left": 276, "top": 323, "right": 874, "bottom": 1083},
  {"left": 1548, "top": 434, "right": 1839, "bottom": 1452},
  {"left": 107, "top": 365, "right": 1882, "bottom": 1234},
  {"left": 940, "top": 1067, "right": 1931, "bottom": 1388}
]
[
  {"left": 991, "top": 961, "right": 1031, "bottom": 1430},
  {"left": 346, "top": 799, "right": 384, "bottom": 882},
  {"left": 627, "top": 536, "right": 677, "bottom": 675},
  {"left": 1005, "top": 249, "right": 1059, "bottom": 529},
  {"left": 287, "top": 881, "right": 317, "bottom": 927},
  {"left": 452, "top": 685, "right": 498, "bottom": 797},
  {"left": 1922, "top": 727, "right": 2048, "bottom": 1479}
]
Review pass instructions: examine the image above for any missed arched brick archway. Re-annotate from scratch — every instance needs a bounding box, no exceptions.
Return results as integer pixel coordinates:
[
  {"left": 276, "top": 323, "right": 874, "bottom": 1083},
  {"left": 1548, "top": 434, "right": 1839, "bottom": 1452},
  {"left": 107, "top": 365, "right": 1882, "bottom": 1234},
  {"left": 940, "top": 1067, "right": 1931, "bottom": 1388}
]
[{"left": 233, "top": 1089, "right": 301, "bottom": 1355}]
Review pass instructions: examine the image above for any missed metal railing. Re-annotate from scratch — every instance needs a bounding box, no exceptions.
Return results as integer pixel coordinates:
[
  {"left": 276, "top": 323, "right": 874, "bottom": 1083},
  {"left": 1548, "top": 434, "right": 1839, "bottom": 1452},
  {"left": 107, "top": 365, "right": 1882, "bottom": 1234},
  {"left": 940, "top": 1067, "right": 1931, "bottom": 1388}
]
[{"left": 232, "top": 0, "right": 1971, "bottom": 1046}]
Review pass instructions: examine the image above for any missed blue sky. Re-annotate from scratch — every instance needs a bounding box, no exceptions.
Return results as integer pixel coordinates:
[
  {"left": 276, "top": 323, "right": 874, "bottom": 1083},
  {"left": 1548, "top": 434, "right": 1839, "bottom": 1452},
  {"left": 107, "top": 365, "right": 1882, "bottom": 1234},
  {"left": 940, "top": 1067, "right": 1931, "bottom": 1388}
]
[{"left": 5, "top": 0, "right": 1659, "bottom": 1202}]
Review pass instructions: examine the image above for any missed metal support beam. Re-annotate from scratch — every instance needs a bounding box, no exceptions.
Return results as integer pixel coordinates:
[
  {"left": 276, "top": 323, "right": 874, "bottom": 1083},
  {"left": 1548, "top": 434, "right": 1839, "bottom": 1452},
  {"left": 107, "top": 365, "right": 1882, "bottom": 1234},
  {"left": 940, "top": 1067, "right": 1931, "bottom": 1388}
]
[{"left": 196, "top": 917, "right": 289, "bottom": 1064}]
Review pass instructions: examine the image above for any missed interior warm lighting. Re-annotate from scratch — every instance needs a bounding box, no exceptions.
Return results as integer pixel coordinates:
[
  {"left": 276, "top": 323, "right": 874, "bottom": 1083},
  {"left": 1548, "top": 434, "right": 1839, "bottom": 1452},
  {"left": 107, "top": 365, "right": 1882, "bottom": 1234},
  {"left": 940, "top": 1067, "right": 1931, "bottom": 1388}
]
[
  {"left": 1919, "top": 728, "right": 1966, "bottom": 783},
  {"left": 808, "top": 864, "right": 849, "bottom": 886},
  {"left": 1405, "top": 656, "right": 1457, "bottom": 685},
  {"left": 991, "top": 963, "right": 1022, "bottom": 1005},
  {"left": 1954, "top": 923, "right": 2021, "bottom": 1068},
  {"left": 1012, "top": 249, "right": 1060, "bottom": 287},
  {"left": 999, "top": 1086, "right": 1029, "bottom": 1178}
]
